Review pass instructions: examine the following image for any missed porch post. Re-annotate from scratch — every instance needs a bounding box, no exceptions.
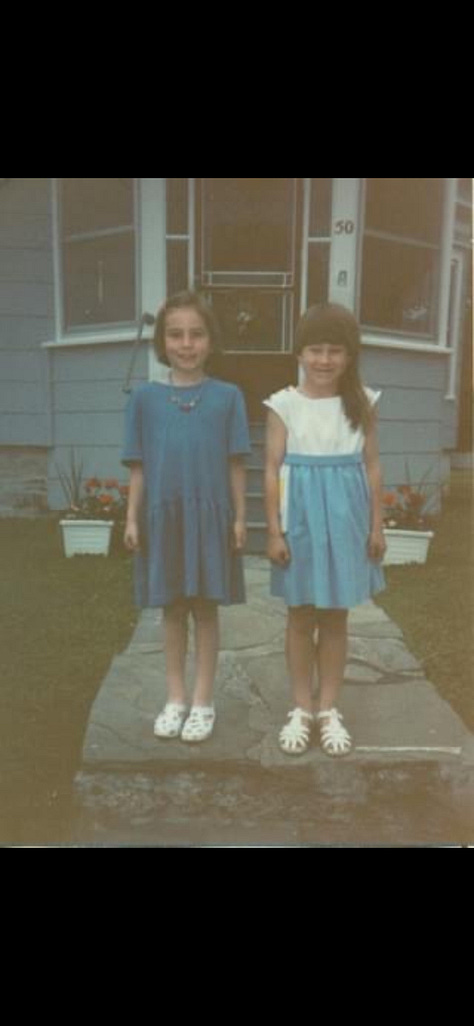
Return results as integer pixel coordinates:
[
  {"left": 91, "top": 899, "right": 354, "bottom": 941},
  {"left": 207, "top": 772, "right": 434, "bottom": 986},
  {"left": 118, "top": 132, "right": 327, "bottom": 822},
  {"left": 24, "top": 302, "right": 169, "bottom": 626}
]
[
  {"left": 139, "top": 178, "right": 168, "bottom": 382},
  {"left": 329, "top": 178, "right": 361, "bottom": 312}
]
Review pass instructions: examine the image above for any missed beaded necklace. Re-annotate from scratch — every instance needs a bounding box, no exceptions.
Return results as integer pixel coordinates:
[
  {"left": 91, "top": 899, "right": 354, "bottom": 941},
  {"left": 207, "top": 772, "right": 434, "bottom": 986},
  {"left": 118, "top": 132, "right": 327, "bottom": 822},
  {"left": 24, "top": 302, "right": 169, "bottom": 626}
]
[{"left": 168, "top": 375, "right": 207, "bottom": 412}]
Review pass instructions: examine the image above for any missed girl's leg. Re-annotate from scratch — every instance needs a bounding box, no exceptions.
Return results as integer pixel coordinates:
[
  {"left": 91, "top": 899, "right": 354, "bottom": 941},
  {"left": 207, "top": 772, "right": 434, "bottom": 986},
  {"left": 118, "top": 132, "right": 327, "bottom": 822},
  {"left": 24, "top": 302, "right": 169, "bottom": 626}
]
[
  {"left": 286, "top": 605, "right": 319, "bottom": 713},
  {"left": 316, "top": 609, "right": 348, "bottom": 711},
  {"left": 190, "top": 599, "right": 219, "bottom": 707},
  {"left": 163, "top": 599, "right": 189, "bottom": 704}
]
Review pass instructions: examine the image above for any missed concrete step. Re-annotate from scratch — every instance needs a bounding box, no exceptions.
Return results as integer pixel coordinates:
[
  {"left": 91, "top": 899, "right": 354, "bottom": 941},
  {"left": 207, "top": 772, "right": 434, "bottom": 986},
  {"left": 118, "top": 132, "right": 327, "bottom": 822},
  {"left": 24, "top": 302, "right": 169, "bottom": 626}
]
[
  {"left": 247, "top": 493, "right": 265, "bottom": 521},
  {"left": 246, "top": 523, "right": 266, "bottom": 554},
  {"left": 249, "top": 422, "right": 265, "bottom": 443}
]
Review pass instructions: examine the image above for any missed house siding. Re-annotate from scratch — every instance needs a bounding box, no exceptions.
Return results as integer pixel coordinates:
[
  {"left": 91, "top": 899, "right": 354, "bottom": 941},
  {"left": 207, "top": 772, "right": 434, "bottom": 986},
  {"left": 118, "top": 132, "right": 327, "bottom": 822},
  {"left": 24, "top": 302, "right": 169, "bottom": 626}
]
[
  {"left": 0, "top": 177, "right": 469, "bottom": 518},
  {"left": 48, "top": 345, "right": 147, "bottom": 510},
  {"left": 0, "top": 179, "right": 54, "bottom": 512}
]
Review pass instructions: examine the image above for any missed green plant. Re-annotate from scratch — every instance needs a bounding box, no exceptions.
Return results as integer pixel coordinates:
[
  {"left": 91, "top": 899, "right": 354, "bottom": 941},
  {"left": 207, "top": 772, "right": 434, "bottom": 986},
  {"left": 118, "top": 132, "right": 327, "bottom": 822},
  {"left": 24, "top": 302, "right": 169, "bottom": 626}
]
[
  {"left": 55, "top": 449, "right": 85, "bottom": 509},
  {"left": 383, "top": 463, "right": 438, "bottom": 531},
  {"left": 56, "top": 452, "right": 129, "bottom": 523}
]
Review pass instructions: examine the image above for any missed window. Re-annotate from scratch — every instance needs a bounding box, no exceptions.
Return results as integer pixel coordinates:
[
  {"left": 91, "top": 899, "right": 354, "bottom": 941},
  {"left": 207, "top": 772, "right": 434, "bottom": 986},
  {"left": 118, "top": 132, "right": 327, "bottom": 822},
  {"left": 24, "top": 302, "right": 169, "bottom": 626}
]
[
  {"left": 197, "top": 178, "right": 298, "bottom": 353},
  {"left": 202, "top": 177, "right": 295, "bottom": 275},
  {"left": 458, "top": 178, "right": 472, "bottom": 202},
  {"left": 361, "top": 178, "right": 443, "bottom": 337},
  {"left": 166, "top": 178, "right": 190, "bottom": 295},
  {"left": 60, "top": 178, "right": 137, "bottom": 331},
  {"left": 306, "top": 178, "right": 332, "bottom": 307}
]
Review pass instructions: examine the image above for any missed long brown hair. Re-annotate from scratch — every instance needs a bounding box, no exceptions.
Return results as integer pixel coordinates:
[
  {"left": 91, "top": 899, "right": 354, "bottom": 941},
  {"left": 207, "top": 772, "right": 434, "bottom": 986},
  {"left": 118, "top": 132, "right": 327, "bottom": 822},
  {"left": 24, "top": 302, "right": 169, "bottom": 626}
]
[{"left": 295, "top": 303, "right": 372, "bottom": 433}]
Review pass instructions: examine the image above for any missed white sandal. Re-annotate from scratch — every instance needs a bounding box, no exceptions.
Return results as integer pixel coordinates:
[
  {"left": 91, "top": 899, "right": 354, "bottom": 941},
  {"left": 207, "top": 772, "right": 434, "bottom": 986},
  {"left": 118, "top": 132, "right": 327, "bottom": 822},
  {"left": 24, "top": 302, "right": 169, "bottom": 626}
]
[
  {"left": 180, "top": 705, "right": 216, "bottom": 743},
  {"left": 279, "top": 708, "right": 313, "bottom": 755},
  {"left": 317, "top": 708, "right": 352, "bottom": 757},
  {"left": 153, "top": 702, "right": 188, "bottom": 739}
]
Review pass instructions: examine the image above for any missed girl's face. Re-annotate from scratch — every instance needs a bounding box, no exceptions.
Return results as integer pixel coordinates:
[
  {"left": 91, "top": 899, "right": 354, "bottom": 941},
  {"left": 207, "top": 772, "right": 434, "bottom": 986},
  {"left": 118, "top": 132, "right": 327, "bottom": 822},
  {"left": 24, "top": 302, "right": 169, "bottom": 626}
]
[
  {"left": 164, "top": 307, "right": 211, "bottom": 375},
  {"left": 298, "top": 342, "right": 349, "bottom": 394}
]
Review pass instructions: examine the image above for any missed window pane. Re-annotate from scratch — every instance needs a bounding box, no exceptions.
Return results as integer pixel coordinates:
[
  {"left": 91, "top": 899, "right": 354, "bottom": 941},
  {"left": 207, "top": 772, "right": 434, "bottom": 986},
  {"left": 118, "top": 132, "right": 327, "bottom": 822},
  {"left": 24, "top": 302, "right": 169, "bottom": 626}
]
[
  {"left": 167, "top": 239, "right": 188, "bottom": 295},
  {"left": 455, "top": 204, "right": 472, "bottom": 247},
  {"left": 62, "top": 178, "right": 134, "bottom": 235},
  {"left": 458, "top": 178, "right": 472, "bottom": 201},
  {"left": 203, "top": 178, "right": 295, "bottom": 273},
  {"left": 310, "top": 179, "right": 332, "bottom": 237},
  {"left": 209, "top": 289, "right": 288, "bottom": 352},
  {"left": 361, "top": 236, "right": 439, "bottom": 336},
  {"left": 365, "top": 178, "right": 443, "bottom": 244},
  {"left": 307, "top": 243, "right": 330, "bottom": 306},
  {"left": 64, "top": 234, "right": 135, "bottom": 328},
  {"left": 167, "top": 178, "right": 188, "bottom": 235}
]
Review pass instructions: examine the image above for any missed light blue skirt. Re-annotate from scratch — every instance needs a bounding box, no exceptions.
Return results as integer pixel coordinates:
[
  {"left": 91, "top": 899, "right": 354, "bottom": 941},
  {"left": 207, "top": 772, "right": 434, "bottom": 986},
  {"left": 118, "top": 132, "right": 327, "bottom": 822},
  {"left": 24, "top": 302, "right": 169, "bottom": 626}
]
[{"left": 271, "top": 453, "right": 385, "bottom": 609}]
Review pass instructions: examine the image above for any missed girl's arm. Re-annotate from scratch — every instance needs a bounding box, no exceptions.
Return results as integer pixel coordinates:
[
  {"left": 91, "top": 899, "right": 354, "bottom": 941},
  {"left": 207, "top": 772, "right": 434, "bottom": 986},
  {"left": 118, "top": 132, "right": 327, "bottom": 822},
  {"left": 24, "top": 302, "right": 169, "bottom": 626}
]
[
  {"left": 229, "top": 456, "right": 247, "bottom": 550},
  {"left": 124, "top": 463, "right": 144, "bottom": 552},
  {"left": 265, "top": 409, "right": 290, "bottom": 566},
  {"left": 364, "top": 411, "right": 387, "bottom": 561}
]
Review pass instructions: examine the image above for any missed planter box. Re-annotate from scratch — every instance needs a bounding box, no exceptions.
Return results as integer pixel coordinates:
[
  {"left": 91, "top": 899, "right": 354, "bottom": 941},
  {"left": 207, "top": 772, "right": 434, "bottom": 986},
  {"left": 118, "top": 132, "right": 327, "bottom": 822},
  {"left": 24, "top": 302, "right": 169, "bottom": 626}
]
[
  {"left": 60, "top": 519, "right": 113, "bottom": 557},
  {"left": 383, "top": 528, "right": 434, "bottom": 566}
]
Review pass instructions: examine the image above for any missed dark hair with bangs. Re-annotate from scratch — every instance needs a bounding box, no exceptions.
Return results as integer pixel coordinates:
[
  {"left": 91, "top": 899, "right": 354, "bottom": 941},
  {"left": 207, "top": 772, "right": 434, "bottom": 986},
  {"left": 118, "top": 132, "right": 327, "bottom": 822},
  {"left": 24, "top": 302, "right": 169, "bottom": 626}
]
[
  {"left": 295, "top": 303, "right": 372, "bottom": 433},
  {"left": 153, "top": 291, "right": 221, "bottom": 365}
]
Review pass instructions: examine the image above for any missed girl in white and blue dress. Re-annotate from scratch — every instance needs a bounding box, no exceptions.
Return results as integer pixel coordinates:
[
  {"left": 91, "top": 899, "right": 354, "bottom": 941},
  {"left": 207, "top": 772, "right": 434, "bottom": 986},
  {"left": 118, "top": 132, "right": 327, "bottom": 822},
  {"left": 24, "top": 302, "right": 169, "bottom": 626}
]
[
  {"left": 264, "top": 303, "right": 386, "bottom": 758},
  {"left": 123, "top": 292, "right": 251, "bottom": 744}
]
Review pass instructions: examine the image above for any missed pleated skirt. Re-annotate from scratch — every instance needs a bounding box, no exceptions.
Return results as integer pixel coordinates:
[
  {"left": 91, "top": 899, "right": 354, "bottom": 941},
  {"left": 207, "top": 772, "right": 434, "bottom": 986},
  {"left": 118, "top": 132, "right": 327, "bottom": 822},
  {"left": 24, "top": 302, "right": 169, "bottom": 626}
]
[
  {"left": 271, "top": 453, "right": 385, "bottom": 609},
  {"left": 133, "top": 497, "right": 245, "bottom": 608}
]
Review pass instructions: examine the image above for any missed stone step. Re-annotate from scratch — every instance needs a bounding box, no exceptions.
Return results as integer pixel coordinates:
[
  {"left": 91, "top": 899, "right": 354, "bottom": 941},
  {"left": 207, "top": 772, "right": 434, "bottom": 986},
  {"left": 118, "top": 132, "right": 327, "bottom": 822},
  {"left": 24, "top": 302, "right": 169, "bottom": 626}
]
[
  {"left": 247, "top": 493, "right": 265, "bottom": 521},
  {"left": 246, "top": 523, "right": 267, "bottom": 554}
]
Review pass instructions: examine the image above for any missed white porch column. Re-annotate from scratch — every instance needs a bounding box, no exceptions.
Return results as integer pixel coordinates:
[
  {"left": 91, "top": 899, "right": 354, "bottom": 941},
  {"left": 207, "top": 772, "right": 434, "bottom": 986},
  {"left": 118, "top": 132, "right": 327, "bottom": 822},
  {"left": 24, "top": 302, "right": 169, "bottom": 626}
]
[
  {"left": 139, "top": 178, "right": 168, "bottom": 382},
  {"left": 328, "top": 178, "right": 361, "bottom": 312}
]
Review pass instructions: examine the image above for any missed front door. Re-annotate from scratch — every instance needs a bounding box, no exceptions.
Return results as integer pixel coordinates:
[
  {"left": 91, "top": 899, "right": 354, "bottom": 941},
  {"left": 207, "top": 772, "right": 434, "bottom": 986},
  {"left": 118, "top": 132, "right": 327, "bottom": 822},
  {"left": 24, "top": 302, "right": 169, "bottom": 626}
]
[{"left": 195, "top": 178, "right": 301, "bottom": 419}]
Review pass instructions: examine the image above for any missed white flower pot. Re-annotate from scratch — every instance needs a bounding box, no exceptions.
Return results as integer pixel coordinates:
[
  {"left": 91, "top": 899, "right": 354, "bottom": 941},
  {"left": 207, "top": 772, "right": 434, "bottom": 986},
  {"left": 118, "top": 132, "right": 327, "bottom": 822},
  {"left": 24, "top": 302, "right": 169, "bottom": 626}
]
[
  {"left": 60, "top": 519, "right": 113, "bottom": 557},
  {"left": 383, "top": 528, "right": 434, "bottom": 566}
]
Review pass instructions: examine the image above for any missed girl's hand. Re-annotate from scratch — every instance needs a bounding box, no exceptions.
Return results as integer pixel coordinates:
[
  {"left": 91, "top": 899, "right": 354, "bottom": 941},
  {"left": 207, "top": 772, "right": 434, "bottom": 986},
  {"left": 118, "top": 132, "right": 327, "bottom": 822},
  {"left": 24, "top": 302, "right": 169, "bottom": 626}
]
[
  {"left": 233, "top": 520, "right": 247, "bottom": 551},
  {"left": 368, "top": 528, "right": 386, "bottom": 562},
  {"left": 124, "top": 521, "right": 140, "bottom": 552},
  {"left": 267, "top": 532, "right": 291, "bottom": 566}
]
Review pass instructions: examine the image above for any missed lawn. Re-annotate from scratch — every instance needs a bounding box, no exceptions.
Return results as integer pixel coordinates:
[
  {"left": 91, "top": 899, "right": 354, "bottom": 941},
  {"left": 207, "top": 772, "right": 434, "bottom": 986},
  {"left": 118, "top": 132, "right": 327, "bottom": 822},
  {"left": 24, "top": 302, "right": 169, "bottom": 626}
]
[
  {"left": 0, "top": 470, "right": 472, "bottom": 845},
  {"left": 0, "top": 518, "right": 138, "bottom": 843},
  {"left": 376, "top": 469, "right": 474, "bottom": 731}
]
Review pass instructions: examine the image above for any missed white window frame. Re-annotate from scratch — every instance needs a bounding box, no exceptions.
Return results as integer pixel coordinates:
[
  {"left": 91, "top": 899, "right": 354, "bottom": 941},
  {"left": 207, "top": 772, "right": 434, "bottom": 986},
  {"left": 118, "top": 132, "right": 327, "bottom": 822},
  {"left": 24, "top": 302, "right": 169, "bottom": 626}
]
[
  {"left": 300, "top": 177, "right": 334, "bottom": 314},
  {"left": 44, "top": 178, "right": 167, "bottom": 351},
  {"left": 445, "top": 248, "right": 466, "bottom": 401}
]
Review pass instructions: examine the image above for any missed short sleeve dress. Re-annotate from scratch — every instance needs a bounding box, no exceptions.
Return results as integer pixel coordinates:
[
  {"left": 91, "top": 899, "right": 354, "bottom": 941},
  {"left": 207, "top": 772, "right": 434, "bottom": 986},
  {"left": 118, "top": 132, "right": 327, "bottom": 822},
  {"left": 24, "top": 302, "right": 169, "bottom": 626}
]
[
  {"left": 264, "top": 386, "right": 385, "bottom": 609},
  {"left": 123, "top": 378, "right": 251, "bottom": 608}
]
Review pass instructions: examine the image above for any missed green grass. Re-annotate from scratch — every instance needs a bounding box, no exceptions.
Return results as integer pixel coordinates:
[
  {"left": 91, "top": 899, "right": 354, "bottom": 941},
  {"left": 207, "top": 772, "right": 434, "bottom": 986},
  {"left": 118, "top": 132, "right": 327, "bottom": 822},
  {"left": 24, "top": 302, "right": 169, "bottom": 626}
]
[
  {"left": 1, "top": 474, "right": 472, "bottom": 843},
  {"left": 376, "top": 470, "right": 474, "bottom": 731},
  {"left": 0, "top": 518, "right": 138, "bottom": 843}
]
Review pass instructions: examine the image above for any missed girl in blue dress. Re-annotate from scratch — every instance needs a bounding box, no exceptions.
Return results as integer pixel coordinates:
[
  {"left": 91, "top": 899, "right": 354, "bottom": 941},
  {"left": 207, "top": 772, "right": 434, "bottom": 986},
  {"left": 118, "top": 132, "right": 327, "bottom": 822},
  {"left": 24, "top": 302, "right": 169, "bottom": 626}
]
[
  {"left": 123, "top": 292, "right": 251, "bottom": 743},
  {"left": 264, "top": 303, "right": 386, "bottom": 758}
]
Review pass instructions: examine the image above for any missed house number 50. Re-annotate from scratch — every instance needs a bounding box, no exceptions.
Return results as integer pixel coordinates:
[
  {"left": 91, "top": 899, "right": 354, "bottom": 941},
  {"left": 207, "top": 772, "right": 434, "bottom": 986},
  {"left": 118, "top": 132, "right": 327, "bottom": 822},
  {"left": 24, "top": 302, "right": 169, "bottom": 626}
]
[{"left": 334, "top": 220, "right": 355, "bottom": 235}]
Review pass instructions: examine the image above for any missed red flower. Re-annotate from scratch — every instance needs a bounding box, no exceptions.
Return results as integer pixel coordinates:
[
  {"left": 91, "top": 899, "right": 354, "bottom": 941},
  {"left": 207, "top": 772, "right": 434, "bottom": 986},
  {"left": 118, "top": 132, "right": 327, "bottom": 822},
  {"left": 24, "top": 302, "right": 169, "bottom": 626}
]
[
  {"left": 99, "top": 493, "right": 113, "bottom": 506},
  {"left": 383, "top": 492, "right": 398, "bottom": 507},
  {"left": 105, "top": 478, "right": 120, "bottom": 489},
  {"left": 86, "top": 477, "right": 102, "bottom": 490}
]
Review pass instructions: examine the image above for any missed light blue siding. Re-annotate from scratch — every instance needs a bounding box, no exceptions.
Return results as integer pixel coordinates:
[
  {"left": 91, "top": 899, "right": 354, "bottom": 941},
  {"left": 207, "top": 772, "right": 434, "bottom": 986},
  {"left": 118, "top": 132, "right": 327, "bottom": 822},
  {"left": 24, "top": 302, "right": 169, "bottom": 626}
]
[
  {"left": 361, "top": 348, "right": 448, "bottom": 391},
  {"left": 362, "top": 347, "right": 449, "bottom": 501},
  {"left": 47, "top": 343, "right": 148, "bottom": 508},
  {"left": 0, "top": 179, "right": 54, "bottom": 455}
]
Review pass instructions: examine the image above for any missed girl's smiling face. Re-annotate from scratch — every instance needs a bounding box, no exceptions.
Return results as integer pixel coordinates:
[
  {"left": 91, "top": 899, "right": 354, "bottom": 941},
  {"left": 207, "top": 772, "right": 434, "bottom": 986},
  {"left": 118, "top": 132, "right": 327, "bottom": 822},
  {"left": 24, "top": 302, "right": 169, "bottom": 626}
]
[
  {"left": 298, "top": 342, "right": 349, "bottom": 396},
  {"left": 164, "top": 307, "right": 211, "bottom": 377}
]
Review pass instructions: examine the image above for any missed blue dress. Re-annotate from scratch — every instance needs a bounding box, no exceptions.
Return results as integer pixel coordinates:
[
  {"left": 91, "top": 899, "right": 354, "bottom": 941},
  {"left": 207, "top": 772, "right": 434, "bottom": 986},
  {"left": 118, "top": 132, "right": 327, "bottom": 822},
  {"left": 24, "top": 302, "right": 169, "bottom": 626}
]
[
  {"left": 122, "top": 379, "right": 251, "bottom": 608},
  {"left": 264, "top": 387, "right": 386, "bottom": 610}
]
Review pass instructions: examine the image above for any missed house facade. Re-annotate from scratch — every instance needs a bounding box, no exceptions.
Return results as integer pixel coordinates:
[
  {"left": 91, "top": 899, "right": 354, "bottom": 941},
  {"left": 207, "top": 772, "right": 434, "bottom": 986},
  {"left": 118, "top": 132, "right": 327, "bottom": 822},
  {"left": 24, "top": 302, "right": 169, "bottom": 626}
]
[{"left": 0, "top": 178, "right": 471, "bottom": 544}]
